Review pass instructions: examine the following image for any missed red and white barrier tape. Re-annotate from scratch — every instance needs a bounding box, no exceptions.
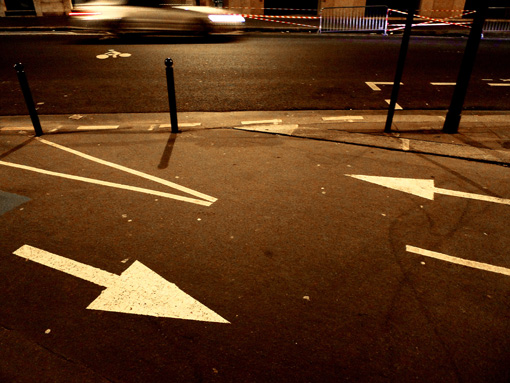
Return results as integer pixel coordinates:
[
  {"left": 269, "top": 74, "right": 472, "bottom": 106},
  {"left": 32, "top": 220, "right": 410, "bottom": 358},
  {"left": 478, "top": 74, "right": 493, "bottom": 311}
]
[
  {"left": 243, "top": 14, "right": 318, "bottom": 29},
  {"left": 224, "top": 7, "right": 317, "bottom": 12},
  {"left": 242, "top": 14, "right": 319, "bottom": 20},
  {"left": 388, "top": 8, "right": 476, "bottom": 31}
]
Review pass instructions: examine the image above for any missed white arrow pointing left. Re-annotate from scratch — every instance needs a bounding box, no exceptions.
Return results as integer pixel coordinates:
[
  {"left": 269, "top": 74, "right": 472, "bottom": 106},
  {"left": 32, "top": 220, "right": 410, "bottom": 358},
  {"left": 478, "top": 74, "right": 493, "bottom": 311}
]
[
  {"left": 346, "top": 175, "right": 510, "bottom": 205},
  {"left": 12, "top": 245, "right": 229, "bottom": 323}
]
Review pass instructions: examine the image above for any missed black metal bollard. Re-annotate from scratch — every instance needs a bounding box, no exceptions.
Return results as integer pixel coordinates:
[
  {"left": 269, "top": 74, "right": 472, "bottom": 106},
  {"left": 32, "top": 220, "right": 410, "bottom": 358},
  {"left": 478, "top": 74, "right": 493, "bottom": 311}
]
[
  {"left": 14, "top": 63, "right": 43, "bottom": 137},
  {"left": 165, "top": 58, "right": 179, "bottom": 134},
  {"left": 384, "top": 1, "right": 418, "bottom": 133},
  {"left": 443, "top": 4, "right": 488, "bottom": 134}
]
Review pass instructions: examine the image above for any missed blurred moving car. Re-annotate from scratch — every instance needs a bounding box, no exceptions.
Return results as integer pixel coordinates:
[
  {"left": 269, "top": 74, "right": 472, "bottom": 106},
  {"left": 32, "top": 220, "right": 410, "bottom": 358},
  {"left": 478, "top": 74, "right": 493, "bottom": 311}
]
[{"left": 69, "top": 0, "right": 245, "bottom": 36}]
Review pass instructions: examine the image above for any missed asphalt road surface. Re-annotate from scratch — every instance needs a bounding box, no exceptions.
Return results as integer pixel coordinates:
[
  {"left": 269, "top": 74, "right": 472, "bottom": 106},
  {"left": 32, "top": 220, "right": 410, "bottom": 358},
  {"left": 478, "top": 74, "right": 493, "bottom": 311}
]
[
  {"left": 0, "top": 32, "right": 509, "bottom": 115},
  {"left": 1, "top": 127, "right": 509, "bottom": 382}
]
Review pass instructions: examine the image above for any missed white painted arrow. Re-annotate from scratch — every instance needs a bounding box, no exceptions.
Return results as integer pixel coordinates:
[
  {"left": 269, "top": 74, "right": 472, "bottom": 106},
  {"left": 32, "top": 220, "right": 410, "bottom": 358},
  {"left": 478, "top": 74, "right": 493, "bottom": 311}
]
[
  {"left": 13, "top": 245, "right": 229, "bottom": 323},
  {"left": 346, "top": 175, "right": 510, "bottom": 205}
]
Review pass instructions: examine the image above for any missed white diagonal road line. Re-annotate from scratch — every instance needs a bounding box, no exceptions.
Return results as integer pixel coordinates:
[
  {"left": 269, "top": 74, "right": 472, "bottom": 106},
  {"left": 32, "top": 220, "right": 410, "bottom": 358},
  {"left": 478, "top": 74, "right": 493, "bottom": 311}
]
[
  {"left": 406, "top": 246, "right": 510, "bottom": 276},
  {"left": 36, "top": 138, "right": 216, "bottom": 203},
  {"left": 0, "top": 160, "right": 213, "bottom": 206}
]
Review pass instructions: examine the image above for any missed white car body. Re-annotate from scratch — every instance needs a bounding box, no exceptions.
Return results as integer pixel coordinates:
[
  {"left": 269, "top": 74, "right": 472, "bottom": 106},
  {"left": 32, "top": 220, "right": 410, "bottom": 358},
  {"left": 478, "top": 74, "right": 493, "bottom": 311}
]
[{"left": 70, "top": 0, "right": 245, "bottom": 35}]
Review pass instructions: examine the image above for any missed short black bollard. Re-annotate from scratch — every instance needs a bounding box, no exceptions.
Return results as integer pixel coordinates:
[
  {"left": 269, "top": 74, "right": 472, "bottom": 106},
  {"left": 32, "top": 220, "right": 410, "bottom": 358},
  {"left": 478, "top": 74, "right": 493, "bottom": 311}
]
[
  {"left": 14, "top": 63, "right": 43, "bottom": 137},
  {"left": 165, "top": 58, "right": 179, "bottom": 134}
]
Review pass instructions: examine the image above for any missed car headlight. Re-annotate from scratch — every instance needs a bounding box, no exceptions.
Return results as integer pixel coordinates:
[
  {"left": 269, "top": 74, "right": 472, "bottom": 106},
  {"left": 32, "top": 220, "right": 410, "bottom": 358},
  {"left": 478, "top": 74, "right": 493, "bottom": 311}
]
[{"left": 208, "top": 14, "right": 245, "bottom": 23}]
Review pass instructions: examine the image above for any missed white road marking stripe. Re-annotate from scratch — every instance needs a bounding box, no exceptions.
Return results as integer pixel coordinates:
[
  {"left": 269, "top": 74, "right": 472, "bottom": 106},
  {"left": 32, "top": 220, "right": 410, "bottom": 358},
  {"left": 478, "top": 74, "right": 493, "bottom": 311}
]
[
  {"left": 488, "top": 83, "right": 510, "bottom": 87},
  {"left": 406, "top": 245, "right": 510, "bottom": 277},
  {"left": 235, "top": 124, "right": 298, "bottom": 134},
  {"left": 14, "top": 244, "right": 118, "bottom": 287},
  {"left": 366, "top": 82, "right": 402, "bottom": 91},
  {"left": 0, "top": 160, "right": 212, "bottom": 206},
  {"left": 322, "top": 116, "right": 364, "bottom": 121},
  {"left": 386, "top": 100, "right": 403, "bottom": 110},
  {"left": 241, "top": 119, "right": 282, "bottom": 125},
  {"left": 159, "top": 123, "right": 202, "bottom": 128},
  {"left": 0, "top": 127, "right": 33, "bottom": 131},
  {"left": 36, "top": 138, "right": 217, "bottom": 203},
  {"left": 431, "top": 82, "right": 456, "bottom": 85},
  {"left": 76, "top": 125, "right": 119, "bottom": 130}
]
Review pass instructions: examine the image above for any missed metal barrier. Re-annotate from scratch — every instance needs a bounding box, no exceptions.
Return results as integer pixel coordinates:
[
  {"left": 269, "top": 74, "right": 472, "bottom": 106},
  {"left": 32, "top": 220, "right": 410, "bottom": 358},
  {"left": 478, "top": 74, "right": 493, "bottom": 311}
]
[
  {"left": 484, "top": 8, "right": 510, "bottom": 33},
  {"left": 386, "top": 7, "right": 510, "bottom": 35},
  {"left": 318, "top": 6, "right": 389, "bottom": 35}
]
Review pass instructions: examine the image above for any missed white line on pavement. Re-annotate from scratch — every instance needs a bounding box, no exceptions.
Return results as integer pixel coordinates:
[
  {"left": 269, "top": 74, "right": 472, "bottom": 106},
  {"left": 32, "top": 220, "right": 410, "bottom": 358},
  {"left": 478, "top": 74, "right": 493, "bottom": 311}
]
[
  {"left": 322, "top": 116, "right": 364, "bottom": 122},
  {"left": 0, "top": 160, "right": 213, "bottom": 206},
  {"left": 0, "top": 127, "right": 33, "bottom": 131},
  {"left": 406, "top": 245, "right": 510, "bottom": 276},
  {"left": 36, "top": 138, "right": 217, "bottom": 203},
  {"left": 241, "top": 119, "right": 282, "bottom": 125},
  {"left": 385, "top": 100, "right": 403, "bottom": 110},
  {"left": 235, "top": 124, "right": 298, "bottom": 135},
  {"left": 77, "top": 125, "right": 119, "bottom": 130},
  {"left": 159, "top": 123, "right": 202, "bottom": 128},
  {"left": 366, "top": 82, "right": 402, "bottom": 91}
]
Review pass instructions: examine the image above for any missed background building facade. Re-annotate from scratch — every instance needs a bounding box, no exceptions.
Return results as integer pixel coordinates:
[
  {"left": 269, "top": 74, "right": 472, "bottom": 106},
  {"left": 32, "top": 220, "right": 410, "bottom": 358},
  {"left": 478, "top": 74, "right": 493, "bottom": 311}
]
[{"left": 1, "top": 0, "right": 507, "bottom": 17}]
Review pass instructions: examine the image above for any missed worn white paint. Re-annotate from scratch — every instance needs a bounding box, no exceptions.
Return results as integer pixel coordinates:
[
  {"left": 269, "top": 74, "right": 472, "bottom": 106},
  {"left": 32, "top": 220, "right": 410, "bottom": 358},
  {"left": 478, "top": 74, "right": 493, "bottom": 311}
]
[
  {"left": 76, "top": 125, "right": 119, "bottom": 130},
  {"left": 322, "top": 116, "right": 364, "bottom": 122},
  {"left": 36, "top": 138, "right": 216, "bottom": 203},
  {"left": 235, "top": 124, "right": 298, "bottom": 135},
  {"left": 0, "top": 127, "right": 33, "bottom": 131},
  {"left": 406, "top": 245, "right": 510, "bottom": 277},
  {"left": 401, "top": 138, "right": 410, "bottom": 151},
  {"left": 430, "top": 82, "right": 456, "bottom": 86},
  {"left": 346, "top": 174, "right": 510, "bottom": 205},
  {"left": 13, "top": 245, "right": 230, "bottom": 323},
  {"left": 96, "top": 49, "right": 131, "bottom": 59},
  {"left": 241, "top": 119, "right": 282, "bottom": 125},
  {"left": 366, "top": 82, "right": 402, "bottom": 91},
  {"left": 159, "top": 123, "right": 202, "bottom": 128},
  {"left": 385, "top": 99, "right": 403, "bottom": 110}
]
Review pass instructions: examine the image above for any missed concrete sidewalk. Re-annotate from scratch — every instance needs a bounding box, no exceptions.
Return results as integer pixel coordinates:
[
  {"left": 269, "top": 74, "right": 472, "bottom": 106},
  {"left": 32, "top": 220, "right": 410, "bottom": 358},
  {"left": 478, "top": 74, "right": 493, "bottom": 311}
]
[{"left": 1, "top": 110, "right": 510, "bottom": 165}]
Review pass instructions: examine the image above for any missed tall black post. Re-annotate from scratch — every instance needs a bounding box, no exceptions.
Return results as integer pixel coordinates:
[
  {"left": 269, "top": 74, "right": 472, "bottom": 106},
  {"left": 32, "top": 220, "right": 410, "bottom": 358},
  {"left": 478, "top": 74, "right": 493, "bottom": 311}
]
[
  {"left": 384, "top": 1, "right": 419, "bottom": 133},
  {"left": 443, "top": 3, "right": 488, "bottom": 134},
  {"left": 14, "top": 63, "right": 43, "bottom": 137},
  {"left": 165, "top": 58, "right": 179, "bottom": 134}
]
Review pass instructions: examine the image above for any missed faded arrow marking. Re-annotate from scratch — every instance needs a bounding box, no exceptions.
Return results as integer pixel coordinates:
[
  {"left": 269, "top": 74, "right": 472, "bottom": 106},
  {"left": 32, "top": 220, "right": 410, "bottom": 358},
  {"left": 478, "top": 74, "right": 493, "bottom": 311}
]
[
  {"left": 346, "top": 175, "right": 510, "bottom": 205},
  {"left": 407, "top": 245, "right": 510, "bottom": 277},
  {"left": 13, "top": 245, "right": 229, "bottom": 323}
]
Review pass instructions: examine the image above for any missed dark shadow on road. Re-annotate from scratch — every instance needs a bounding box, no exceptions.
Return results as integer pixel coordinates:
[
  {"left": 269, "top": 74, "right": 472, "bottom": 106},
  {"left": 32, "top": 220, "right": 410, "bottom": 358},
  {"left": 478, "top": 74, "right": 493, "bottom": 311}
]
[
  {"left": 158, "top": 132, "right": 177, "bottom": 170},
  {"left": 0, "top": 137, "right": 37, "bottom": 161}
]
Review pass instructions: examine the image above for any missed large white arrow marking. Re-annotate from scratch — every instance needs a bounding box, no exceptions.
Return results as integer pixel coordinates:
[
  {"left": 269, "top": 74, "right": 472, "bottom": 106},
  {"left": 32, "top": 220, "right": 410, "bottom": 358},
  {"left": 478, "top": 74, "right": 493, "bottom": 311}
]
[
  {"left": 346, "top": 175, "right": 510, "bottom": 205},
  {"left": 13, "top": 245, "right": 229, "bottom": 323}
]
